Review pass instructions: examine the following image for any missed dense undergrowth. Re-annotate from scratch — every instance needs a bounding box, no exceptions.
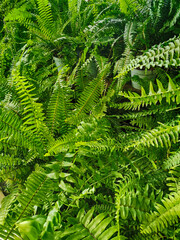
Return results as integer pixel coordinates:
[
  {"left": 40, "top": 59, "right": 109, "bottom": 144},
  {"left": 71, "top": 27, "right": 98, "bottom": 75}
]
[{"left": 0, "top": 0, "right": 180, "bottom": 239}]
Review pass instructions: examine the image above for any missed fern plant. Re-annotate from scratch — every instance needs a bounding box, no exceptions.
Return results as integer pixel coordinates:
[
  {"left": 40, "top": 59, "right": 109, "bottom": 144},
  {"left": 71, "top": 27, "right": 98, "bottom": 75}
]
[
  {"left": 1, "top": 1, "right": 180, "bottom": 240},
  {"left": 58, "top": 207, "right": 122, "bottom": 240},
  {"left": 116, "top": 35, "right": 180, "bottom": 78}
]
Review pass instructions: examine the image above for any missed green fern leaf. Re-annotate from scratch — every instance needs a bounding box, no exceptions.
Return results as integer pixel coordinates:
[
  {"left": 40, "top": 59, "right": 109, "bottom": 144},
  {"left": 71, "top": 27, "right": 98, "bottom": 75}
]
[
  {"left": 0, "top": 189, "right": 18, "bottom": 225},
  {"left": 60, "top": 207, "right": 119, "bottom": 240},
  {"left": 119, "top": 0, "right": 140, "bottom": 15},
  {"left": 116, "top": 36, "right": 180, "bottom": 77},
  {"left": 37, "top": 0, "right": 54, "bottom": 39},
  {"left": 46, "top": 71, "right": 72, "bottom": 135},
  {"left": 125, "top": 120, "right": 180, "bottom": 150},
  {"left": 0, "top": 171, "right": 52, "bottom": 240},
  {"left": 141, "top": 191, "right": 180, "bottom": 234},
  {"left": 163, "top": 150, "right": 180, "bottom": 169},
  {"left": 118, "top": 77, "right": 180, "bottom": 110},
  {"left": 12, "top": 70, "right": 54, "bottom": 151},
  {"left": 68, "top": 63, "right": 111, "bottom": 124}
]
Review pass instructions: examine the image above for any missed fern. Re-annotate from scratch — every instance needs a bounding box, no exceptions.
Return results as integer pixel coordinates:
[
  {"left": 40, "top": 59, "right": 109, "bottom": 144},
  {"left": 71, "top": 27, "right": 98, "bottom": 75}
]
[
  {"left": 118, "top": 77, "right": 180, "bottom": 110},
  {"left": 141, "top": 191, "right": 180, "bottom": 235},
  {"left": 0, "top": 110, "right": 31, "bottom": 152},
  {"left": 0, "top": 189, "right": 18, "bottom": 225},
  {"left": 46, "top": 69, "right": 72, "bottom": 135},
  {"left": 4, "top": 0, "right": 55, "bottom": 41},
  {"left": 118, "top": 0, "right": 141, "bottom": 16},
  {"left": 36, "top": 0, "right": 54, "bottom": 39},
  {"left": 68, "top": 63, "right": 111, "bottom": 124},
  {"left": 166, "top": 168, "right": 180, "bottom": 192},
  {"left": 163, "top": 150, "right": 180, "bottom": 169},
  {"left": 116, "top": 36, "right": 180, "bottom": 77},
  {"left": 59, "top": 207, "right": 121, "bottom": 240},
  {"left": 0, "top": 171, "right": 51, "bottom": 239},
  {"left": 125, "top": 119, "right": 180, "bottom": 150},
  {"left": 12, "top": 70, "right": 54, "bottom": 151},
  {"left": 1, "top": 1, "right": 180, "bottom": 239},
  {"left": 160, "top": 0, "right": 180, "bottom": 31}
]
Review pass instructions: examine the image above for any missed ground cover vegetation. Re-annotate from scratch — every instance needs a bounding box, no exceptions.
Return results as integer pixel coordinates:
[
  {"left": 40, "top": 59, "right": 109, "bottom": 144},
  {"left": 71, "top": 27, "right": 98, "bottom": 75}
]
[{"left": 0, "top": 0, "right": 180, "bottom": 239}]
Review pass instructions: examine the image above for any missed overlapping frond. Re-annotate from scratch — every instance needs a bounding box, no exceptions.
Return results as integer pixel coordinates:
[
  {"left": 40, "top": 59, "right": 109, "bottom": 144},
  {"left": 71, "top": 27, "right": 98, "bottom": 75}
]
[
  {"left": 141, "top": 191, "right": 180, "bottom": 235},
  {"left": 118, "top": 77, "right": 180, "bottom": 110},
  {"left": 0, "top": 171, "right": 51, "bottom": 239},
  {"left": 116, "top": 36, "right": 180, "bottom": 77},
  {"left": 163, "top": 150, "right": 180, "bottom": 169},
  {"left": 67, "top": 63, "right": 111, "bottom": 124},
  {"left": 0, "top": 189, "right": 18, "bottom": 225},
  {"left": 46, "top": 70, "right": 72, "bottom": 135},
  {"left": 59, "top": 207, "right": 120, "bottom": 240},
  {"left": 125, "top": 119, "right": 180, "bottom": 150},
  {"left": 12, "top": 70, "right": 54, "bottom": 151},
  {"left": 118, "top": 0, "right": 141, "bottom": 16}
]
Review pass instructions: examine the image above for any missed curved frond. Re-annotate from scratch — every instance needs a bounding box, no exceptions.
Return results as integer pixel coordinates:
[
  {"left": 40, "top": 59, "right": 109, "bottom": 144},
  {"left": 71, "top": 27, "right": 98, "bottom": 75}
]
[
  {"left": 0, "top": 171, "right": 51, "bottom": 239},
  {"left": 163, "top": 150, "right": 180, "bottom": 169},
  {"left": 68, "top": 63, "right": 111, "bottom": 124},
  {"left": 125, "top": 119, "right": 180, "bottom": 150},
  {"left": 116, "top": 36, "right": 180, "bottom": 77},
  {"left": 46, "top": 70, "right": 72, "bottom": 135},
  {"left": 60, "top": 207, "right": 120, "bottom": 240},
  {"left": 12, "top": 70, "right": 54, "bottom": 151},
  {"left": 141, "top": 191, "right": 180, "bottom": 235},
  {"left": 118, "top": 77, "right": 180, "bottom": 110}
]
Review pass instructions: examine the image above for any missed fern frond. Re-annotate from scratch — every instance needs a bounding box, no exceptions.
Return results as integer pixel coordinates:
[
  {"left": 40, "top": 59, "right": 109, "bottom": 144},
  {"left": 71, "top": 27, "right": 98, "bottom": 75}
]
[
  {"left": 141, "top": 191, "right": 180, "bottom": 235},
  {"left": 116, "top": 36, "right": 180, "bottom": 77},
  {"left": 12, "top": 70, "right": 54, "bottom": 150},
  {"left": 163, "top": 150, "right": 180, "bottom": 169},
  {"left": 45, "top": 132, "right": 76, "bottom": 156},
  {"left": 118, "top": 77, "right": 180, "bottom": 111},
  {"left": 5, "top": 0, "right": 55, "bottom": 40},
  {"left": 46, "top": 70, "right": 72, "bottom": 135},
  {"left": 0, "top": 189, "right": 18, "bottom": 225},
  {"left": 0, "top": 225, "right": 22, "bottom": 240},
  {"left": 0, "top": 154, "right": 24, "bottom": 181},
  {"left": 37, "top": 0, "right": 54, "bottom": 39},
  {"left": 67, "top": 63, "right": 111, "bottom": 124},
  {"left": 46, "top": 118, "right": 114, "bottom": 156},
  {"left": 4, "top": 4, "right": 45, "bottom": 38},
  {"left": 119, "top": 0, "right": 140, "bottom": 16},
  {"left": 113, "top": 103, "right": 178, "bottom": 121},
  {"left": 4, "top": 4, "right": 32, "bottom": 23},
  {"left": 125, "top": 119, "right": 180, "bottom": 150},
  {"left": 17, "top": 171, "right": 50, "bottom": 216},
  {"left": 116, "top": 189, "right": 150, "bottom": 222},
  {"left": 160, "top": 1, "right": 180, "bottom": 31},
  {"left": 60, "top": 207, "right": 119, "bottom": 240},
  {"left": 0, "top": 110, "right": 27, "bottom": 150},
  {"left": 0, "top": 171, "right": 51, "bottom": 239},
  {"left": 0, "top": 154, "right": 23, "bottom": 169},
  {"left": 166, "top": 168, "right": 180, "bottom": 192}
]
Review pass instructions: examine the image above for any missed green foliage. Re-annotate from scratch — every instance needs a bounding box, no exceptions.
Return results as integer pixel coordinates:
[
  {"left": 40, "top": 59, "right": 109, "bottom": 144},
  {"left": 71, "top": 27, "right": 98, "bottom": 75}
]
[
  {"left": 141, "top": 191, "right": 180, "bottom": 235},
  {"left": 46, "top": 67, "right": 72, "bottom": 135},
  {"left": 118, "top": 76, "right": 180, "bottom": 110},
  {"left": 59, "top": 207, "right": 121, "bottom": 240},
  {"left": 0, "top": 1, "right": 180, "bottom": 240},
  {"left": 117, "top": 36, "right": 180, "bottom": 77},
  {"left": 118, "top": 0, "right": 142, "bottom": 16}
]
